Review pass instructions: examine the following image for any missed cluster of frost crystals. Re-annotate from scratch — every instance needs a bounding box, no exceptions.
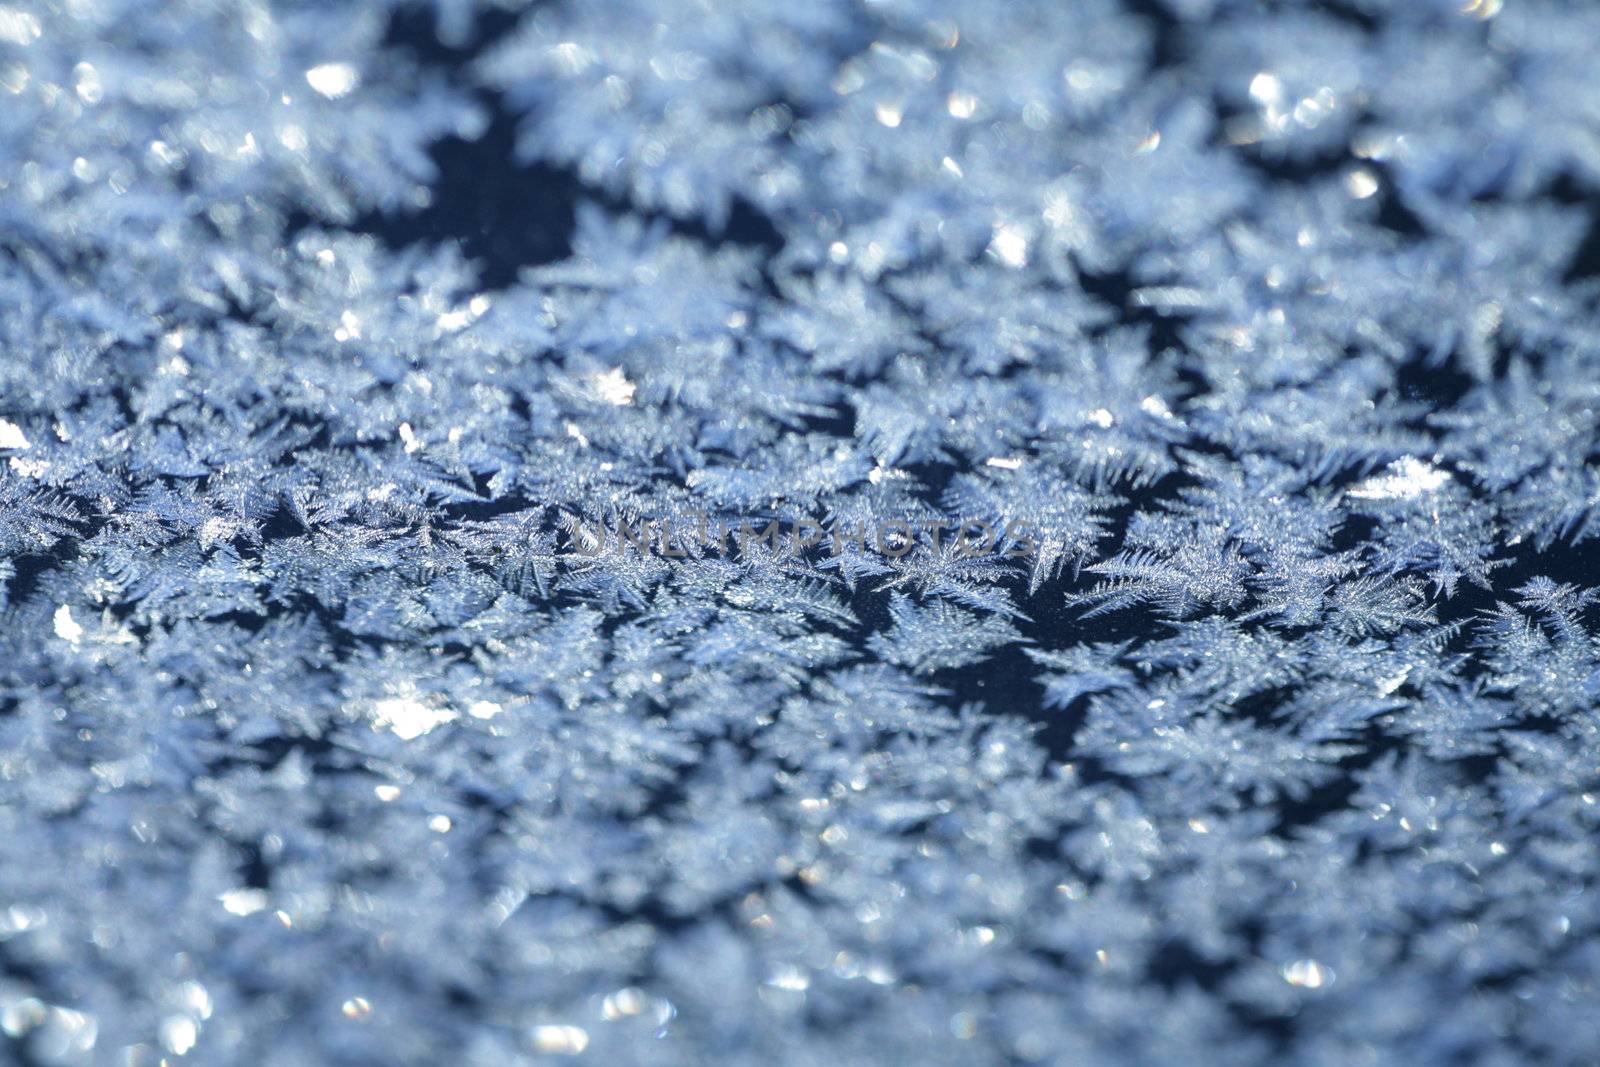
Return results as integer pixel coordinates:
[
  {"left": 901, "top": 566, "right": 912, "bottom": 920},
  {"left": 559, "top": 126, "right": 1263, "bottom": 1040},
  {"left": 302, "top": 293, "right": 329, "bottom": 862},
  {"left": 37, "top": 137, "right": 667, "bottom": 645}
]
[{"left": 3, "top": 0, "right": 1600, "bottom": 1063}]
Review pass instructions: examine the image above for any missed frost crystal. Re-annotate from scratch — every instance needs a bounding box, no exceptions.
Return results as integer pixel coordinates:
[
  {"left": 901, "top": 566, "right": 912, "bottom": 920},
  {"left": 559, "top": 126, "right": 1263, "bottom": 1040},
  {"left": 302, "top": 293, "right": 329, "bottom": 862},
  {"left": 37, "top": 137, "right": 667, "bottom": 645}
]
[{"left": 2, "top": 1, "right": 1600, "bottom": 1064}]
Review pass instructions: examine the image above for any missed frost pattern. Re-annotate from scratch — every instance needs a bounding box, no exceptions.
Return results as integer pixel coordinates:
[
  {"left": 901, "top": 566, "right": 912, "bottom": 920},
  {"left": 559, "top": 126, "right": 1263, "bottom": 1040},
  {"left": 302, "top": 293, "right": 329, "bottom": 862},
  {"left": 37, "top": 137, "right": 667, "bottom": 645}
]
[{"left": 3, "top": 1, "right": 1600, "bottom": 1065}]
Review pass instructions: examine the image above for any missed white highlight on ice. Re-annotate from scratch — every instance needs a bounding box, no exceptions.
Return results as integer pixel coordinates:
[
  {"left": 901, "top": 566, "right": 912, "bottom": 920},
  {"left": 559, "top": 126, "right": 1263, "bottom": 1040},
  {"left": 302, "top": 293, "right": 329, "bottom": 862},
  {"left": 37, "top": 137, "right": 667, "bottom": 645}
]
[{"left": 1348, "top": 457, "right": 1452, "bottom": 501}]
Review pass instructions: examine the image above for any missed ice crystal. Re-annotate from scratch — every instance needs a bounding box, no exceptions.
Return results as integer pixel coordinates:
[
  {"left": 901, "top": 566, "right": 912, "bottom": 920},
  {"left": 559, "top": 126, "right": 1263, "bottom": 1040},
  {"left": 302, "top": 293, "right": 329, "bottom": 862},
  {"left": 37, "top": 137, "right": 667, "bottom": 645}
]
[{"left": 2, "top": 0, "right": 1600, "bottom": 1064}]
